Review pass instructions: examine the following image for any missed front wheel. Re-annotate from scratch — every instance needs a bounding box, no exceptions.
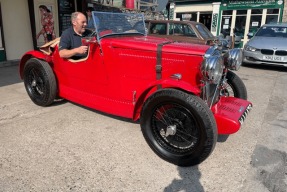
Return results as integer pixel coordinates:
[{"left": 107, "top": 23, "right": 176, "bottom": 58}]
[
  {"left": 140, "top": 89, "right": 217, "bottom": 167},
  {"left": 222, "top": 70, "right": 248, "bottom": 100}
]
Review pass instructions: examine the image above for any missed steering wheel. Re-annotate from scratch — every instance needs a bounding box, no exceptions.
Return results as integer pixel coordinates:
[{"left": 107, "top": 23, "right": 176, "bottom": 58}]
[{"left": 85, "top": 28, "right": 97, "bottom": 37}]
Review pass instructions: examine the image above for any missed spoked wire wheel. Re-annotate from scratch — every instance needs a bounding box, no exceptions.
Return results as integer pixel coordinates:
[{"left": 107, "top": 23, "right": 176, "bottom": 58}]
[
  {"left": 221, "top": 81, "right": 235, "bottom": 97},
  {"left": 151, "top": 103, "right": 199, "bottom": 153},
  {"left": 141, "top": 89, "right": 217, "bottom": 166}
]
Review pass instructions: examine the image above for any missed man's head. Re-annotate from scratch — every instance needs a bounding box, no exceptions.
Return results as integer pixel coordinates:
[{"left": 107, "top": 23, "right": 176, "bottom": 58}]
[{"left": 71, "top": 12, "right": 87, "bottom": 35}]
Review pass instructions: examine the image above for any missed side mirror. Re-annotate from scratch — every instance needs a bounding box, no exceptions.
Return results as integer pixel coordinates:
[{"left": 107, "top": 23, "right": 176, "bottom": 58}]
[{"left": 247, "top": 32, "right": 254, "bottom": 38}]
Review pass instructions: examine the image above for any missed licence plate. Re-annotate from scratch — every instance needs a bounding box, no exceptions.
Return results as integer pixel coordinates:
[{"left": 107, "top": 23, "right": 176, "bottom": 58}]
[{"left": 263, "top": 55, "right": 284, "bottom": 61}]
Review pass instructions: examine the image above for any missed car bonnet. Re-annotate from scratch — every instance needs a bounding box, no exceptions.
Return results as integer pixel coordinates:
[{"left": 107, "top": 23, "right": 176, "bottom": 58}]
[
  {"left": 247, "top": 36, "right": 287, "bottom": 50},
  {"left": 104, "top": 36, "right": 210, "bottom": 56}
]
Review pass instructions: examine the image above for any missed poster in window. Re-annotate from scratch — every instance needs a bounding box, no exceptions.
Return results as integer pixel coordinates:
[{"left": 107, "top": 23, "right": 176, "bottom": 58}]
[
  {"left": 59, "top": 0, "right": 75, "bottom": 12},
  {"left": 36, "top": 5, "right": 56, "bottom": 46},
  {"left": 58, "top": 0, "right": 75, "bottom": 35},
  {"left": 252, "top": 22, "right": 259, "bottom": 27},
  {"left": 224, "top": 18, "right": 230, "bottom": 25}
]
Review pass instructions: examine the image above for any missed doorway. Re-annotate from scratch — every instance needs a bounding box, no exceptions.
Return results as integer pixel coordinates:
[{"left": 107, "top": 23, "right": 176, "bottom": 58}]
[{"left": 199, "top": 13, "right": 212, "bottom": 31}]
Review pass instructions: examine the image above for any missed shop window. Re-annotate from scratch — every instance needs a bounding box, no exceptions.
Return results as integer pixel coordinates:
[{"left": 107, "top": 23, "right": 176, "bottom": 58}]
[
  {"left": 199, "top": 13, "right": 212, "bottom": 30},
  {"left": 266, "top": 15, "right": 279, "bottom": 24},
  {"left": 176, "top": 13, "right": 182, "bottom": 20},
  {"left": 176, "top": 12, "right": 197, "bottom": 21},
  {"left": 182, "top": 13, "right": 192, "bottom": 21},
  {"left": 267, "top": 9, "right": 279, "bottom": 14},
  {"left": 251, "top": 9, "right": 263, "bottom": 14},
  {"left": 232, "top": 9, "right": 248, "bottom": 44},
  {"left": 190, "top": 13, "right": 198, "bottom": 22},
  {"left": 220, "top": 15, "right": 232, "bottom": 37},
  {"left": 266, "top": 9, "right": 279, "bottom": 24},
  {"left": 248, "top": 9, "right": 263, "bottom": 38},
  {"left": 237, "top": 10, "right": 247, "bottom": 15},
  {"left": 221, "top": 10, "right": 233, "bottom": 37},
  {"left": 235, "top": 16, "right": 247, "bottom": 38},
  {"left": 222, "top": 10, "right": 232, "bottom": 15},
  {"left": 249, "top": 15, "right": 261, "bottom": 37}
]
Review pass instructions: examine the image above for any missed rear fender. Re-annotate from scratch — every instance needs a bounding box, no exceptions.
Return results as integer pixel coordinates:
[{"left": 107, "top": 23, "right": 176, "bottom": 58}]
[
  {"left": 19, "top": 51, "right": 51, "bottom": 79},
  {"left": 132, "top": 79, "right": 201, "bottom": 121}
]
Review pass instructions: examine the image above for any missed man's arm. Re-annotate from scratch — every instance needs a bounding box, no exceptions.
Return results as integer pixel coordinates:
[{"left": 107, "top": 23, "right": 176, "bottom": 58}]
[
  {"left": 58, "top": 29, "right": 88, "bottom": 59},
  {"left": 59, "top": 46, "right": 87, "bottom": 59}
]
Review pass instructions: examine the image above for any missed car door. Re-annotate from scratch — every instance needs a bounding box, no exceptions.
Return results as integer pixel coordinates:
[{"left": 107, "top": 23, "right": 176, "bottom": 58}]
[{"left": 55, "top": 39, "right": 108, "bottom": 98}]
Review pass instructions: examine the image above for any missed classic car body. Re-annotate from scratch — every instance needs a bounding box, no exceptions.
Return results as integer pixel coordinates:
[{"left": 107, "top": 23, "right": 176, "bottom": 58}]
[
  {"left": 145, "top": 19, "right": 231, "bottom": 51},
  {"left": 19, "top": 11, "right": 252, "bottom": 166}
]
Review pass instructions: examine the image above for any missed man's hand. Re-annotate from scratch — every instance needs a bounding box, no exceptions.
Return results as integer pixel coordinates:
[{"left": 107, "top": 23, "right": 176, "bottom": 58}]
[
  {"left": 77, "top": 46, "right": 88, "bottom": 54},
  {"left": 59, "top": 45, "right": 88, "bottom": 58}
]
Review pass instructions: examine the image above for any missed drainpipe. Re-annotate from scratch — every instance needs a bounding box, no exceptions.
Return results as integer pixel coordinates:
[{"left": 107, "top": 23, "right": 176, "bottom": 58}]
[{"left": 126, "top": 0, "right": 134, "bottom": 9}]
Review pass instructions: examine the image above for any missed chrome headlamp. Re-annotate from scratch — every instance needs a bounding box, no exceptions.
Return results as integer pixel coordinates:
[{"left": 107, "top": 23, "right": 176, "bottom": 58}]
[
  {"left": 224, "top": 48, "right": 243, "bottom": 71},
  {"left": 201, "top": 56, "right": 224, "bottom": 84}
]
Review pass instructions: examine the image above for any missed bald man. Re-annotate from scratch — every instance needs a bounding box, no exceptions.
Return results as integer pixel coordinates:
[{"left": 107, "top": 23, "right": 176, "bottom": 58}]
[{"left": 59, "top": 12, "right": 89, "bottom": 60}]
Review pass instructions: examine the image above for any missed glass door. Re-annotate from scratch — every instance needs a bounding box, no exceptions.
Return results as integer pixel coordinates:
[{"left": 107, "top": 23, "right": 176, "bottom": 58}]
[
  {"left": 220, "top": 10, "right": 232, "bottom": 38},
  {"left": 234, "top": 10, "right": 247, "bottom": 48},
  {"left": 248, "top": 9, "right": 263, "bottom": 37}
]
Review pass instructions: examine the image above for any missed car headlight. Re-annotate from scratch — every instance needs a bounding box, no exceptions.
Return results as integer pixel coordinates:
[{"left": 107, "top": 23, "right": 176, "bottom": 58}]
[
  {"left": 244, "top": 45, "right": 257, "bottom": 52},
  {"left": 201, "top": 56, "right": 224, "bottom": 84},
  {"left": 224, "top": 48, "right": 243, "bottom": 71}
]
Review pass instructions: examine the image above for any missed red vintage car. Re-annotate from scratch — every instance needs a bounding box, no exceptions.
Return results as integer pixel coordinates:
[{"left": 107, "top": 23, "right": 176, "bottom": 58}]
[{"left": 19, "top": 11, "right": 252, "bottom": 167}]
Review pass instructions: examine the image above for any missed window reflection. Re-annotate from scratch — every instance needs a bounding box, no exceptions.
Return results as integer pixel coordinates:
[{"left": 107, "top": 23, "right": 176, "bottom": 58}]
[
  {"left": 266, "top": 9, "right": 279, "bottom": 24},
  {"left": 196, "top": 24, "right": 213, "bottom": 38},
  {"left": 251, "top": 9, "right": 263, "bottom": 14},
  {"left": 169, "top": 23, "right": 197, "bottom": 37},
  {"left": 248, "top": 9, "right": 262, "bottom": 37}
]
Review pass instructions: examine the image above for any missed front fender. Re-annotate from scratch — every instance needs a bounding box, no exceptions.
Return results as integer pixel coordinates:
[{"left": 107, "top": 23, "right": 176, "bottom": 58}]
[
  {"left": 133, "top": 79, "right": 202, "bottom": 120},
  {"left": 19, "top": 50, "right": 51, "bottom": 79}
]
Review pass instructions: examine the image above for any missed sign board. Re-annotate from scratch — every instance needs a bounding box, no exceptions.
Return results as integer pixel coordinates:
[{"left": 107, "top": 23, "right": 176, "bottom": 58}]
[{"left": 222, "top": 0, "right": 277, "bottom": 8}]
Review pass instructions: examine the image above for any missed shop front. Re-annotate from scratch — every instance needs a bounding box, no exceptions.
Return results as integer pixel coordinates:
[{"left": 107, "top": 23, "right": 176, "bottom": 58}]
[
  {"left": 219, "top": 0, "right": 284, "bottom": 47},
  {"left": 170, "top": 0, "right": 284, "bottom": 47},
  {"left": 170, "top": 1, "right": 215, "bottom": 30}
]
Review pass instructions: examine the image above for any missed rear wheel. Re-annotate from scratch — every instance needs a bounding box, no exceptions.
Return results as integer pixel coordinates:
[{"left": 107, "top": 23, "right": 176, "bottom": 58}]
[
  {"left": 23, "top": 58, "right": 57, "bottom": 106},
  {"left": 140, "top": 89, "right": 217, "bottom": 166}
]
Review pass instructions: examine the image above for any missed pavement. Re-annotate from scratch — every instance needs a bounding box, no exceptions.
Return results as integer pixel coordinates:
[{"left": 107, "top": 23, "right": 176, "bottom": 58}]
[
  {"left": 0, "top": 63, "right": 286, "bottom": 192},
  {"left": 0, "top": 60, "right": 19, "bottom": 68}
]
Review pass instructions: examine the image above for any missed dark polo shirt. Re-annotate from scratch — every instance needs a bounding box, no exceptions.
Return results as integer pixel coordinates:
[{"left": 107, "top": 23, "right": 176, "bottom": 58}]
[{"left": 59, "top": 27, "right": 87, "bottom": 60}]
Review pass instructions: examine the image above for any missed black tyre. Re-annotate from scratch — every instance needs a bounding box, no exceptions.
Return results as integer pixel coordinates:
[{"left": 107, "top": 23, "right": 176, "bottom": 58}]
[
  {"left": 23, "top": 58, "right": 57, "bottom": 106},
  {"left": 140, "top": 89, "right": 217, "bottom": 167},
  {"left": 223, "top": 70, "right": 248, "bottom": 100}
]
